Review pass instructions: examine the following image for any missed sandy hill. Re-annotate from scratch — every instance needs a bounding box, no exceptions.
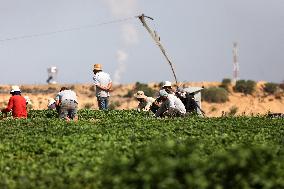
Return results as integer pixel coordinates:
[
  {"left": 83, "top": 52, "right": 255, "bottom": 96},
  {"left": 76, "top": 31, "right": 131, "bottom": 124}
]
[{"left": 0, "top": 82, "right": 283, "bottom": 117}]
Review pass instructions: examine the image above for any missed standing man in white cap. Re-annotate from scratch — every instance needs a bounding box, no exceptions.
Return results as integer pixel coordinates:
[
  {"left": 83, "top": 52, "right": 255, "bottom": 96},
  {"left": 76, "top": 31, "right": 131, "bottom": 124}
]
[
  {"left": 1, "top": 86, "right": 27, "bottom": 118},
  {"left": 155, "top": 89, "right": 186, "bottom": 118},
  {"left": 92, "top": 64, "right": 112, "bottom": 110},
  {"left": 134, "top": 91, "right": 155, "bottom": 111}
]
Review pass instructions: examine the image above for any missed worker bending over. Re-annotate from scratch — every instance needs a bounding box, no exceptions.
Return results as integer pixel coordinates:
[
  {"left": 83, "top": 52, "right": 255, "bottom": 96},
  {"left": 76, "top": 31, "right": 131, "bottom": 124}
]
[
  {"left": 134, "top": 91, "right": 155, "bottom": 111},
  {"left": 155, "top": 89, "right": 186, "bottom": 118},
  {"left": 55, "top": 87, "right": 78, "bottom": 121}
]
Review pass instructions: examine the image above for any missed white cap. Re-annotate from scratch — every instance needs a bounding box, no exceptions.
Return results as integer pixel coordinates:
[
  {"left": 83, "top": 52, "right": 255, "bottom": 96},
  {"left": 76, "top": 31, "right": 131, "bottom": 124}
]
[
  {"left": 48, "top": 98, "right": 56, "bottom": 106},
  {"left": 10, "top": 85, "right": 21, "bottom": 93},
  {"left": 162, "top": 81, "right": 172, "bottom": 88},
  {"left": 24, "top": 96, "right": 32, "bottom": 105}
]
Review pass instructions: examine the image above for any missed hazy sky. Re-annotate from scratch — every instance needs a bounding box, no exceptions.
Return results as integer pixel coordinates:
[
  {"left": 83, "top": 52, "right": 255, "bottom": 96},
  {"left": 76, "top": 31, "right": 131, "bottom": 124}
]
[{"left": 0, "top": 0, "right": 283, "bottom": 85}]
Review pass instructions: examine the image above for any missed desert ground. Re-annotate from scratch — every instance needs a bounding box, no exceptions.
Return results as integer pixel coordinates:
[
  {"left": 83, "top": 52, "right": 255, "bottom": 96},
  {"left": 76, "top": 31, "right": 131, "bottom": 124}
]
[{"left": 0, "top": 81, "right": 283, "bottom": 117}]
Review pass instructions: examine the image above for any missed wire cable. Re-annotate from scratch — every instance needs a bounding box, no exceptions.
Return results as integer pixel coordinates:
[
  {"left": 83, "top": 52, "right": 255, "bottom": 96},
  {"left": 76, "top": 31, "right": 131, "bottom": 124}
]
[{"left": 0, "top": 16, "right": 135, "bottom": 43}]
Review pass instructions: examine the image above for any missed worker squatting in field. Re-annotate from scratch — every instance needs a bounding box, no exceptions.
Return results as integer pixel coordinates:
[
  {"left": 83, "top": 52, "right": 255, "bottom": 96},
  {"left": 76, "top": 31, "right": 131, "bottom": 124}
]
[{"left": 1, "top": 86, "right": 27, "bottom": 118}]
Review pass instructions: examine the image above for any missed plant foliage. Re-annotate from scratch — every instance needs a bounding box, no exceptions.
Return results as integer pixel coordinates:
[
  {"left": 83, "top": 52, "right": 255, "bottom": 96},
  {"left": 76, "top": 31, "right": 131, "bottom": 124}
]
[
  {"left": 202, "top": 87, "right": 229, "bottom": 103},
  {"left": 1, "top": 110, "right": 284, "bottom": 188}
]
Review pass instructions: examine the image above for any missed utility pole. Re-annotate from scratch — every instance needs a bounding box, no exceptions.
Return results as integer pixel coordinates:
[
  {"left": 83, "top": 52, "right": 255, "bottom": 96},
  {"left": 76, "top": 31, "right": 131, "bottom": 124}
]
[
  {"left": 233, "top": 42, "right": 239, "bottom": 83},
  {"left": 137, "top": 14, "right": 178, "bottom": 86}
]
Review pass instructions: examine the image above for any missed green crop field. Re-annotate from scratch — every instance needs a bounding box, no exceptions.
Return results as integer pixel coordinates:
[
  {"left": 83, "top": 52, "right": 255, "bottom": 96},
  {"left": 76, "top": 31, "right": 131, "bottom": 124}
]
[{"left": 1, "top": 110, "right": 284, "bottom": 189}]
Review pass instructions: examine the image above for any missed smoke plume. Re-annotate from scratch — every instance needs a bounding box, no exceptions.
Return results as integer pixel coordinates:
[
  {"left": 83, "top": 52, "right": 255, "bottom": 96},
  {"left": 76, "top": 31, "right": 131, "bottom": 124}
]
[
  {"left": 113, "top": 50, "right": 128, "bottom": 84},
  {"left": 104, "top": 0, "right": 139, "bottom": 84}
]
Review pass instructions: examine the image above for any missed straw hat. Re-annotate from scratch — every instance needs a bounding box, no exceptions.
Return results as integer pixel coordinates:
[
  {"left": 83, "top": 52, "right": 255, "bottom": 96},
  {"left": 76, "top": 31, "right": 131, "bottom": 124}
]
[
  {"left": 10, "top": 85, "right": 21, "bottom": 93},
  {"left": 134, "top": 91, "right": 147, "bottom": 99},
  {"left": 162, "top": 81, "right": 172, "bottom": 88},
  {"left": 93, "top": 64, "right": 102, "bottom": 71}
]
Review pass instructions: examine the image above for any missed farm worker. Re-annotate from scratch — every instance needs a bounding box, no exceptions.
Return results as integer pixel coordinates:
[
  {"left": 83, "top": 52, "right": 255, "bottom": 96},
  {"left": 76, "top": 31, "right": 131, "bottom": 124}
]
[
  {"left": 150, "top": 81, "right": 176, "bottom": 113},
  {"left": 24, "top": 96, "right": 33, "bottom": 111},
  {"left": 1, "top": 85, "right": 27, "bottom": 118},
  {"left": 92, "top": 64, "right": 112, "bottom": 110},
  {"left": 55, "top": 87, "right": 78, "bottom": 121},
  {"left": 155, "top": 89, "right": 186, "bottom": 118},
  {"left": 134, "top": 91, "right": 155, "bottom": 111},
  {"left": 161, "top": 81, "right": 175, "bottom": 94},
  {"left": 47, "top": 98, "right": 57, "bottom": 110}
]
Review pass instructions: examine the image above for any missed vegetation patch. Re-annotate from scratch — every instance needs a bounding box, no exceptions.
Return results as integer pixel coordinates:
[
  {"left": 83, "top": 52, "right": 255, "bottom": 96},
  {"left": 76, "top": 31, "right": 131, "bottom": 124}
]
[{"left": 202, "top": 87, "right": 229, "bottom": 103}]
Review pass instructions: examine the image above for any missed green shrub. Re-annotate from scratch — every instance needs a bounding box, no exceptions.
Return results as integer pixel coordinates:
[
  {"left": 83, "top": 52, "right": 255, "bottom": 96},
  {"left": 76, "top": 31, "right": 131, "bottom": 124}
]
[
  {"left": 279, "top": 82, "right": 284, "bottom": 91},
  {"left": 219, "top": 78, "right": 231, "bottom": 92},
  {"left": 109, "top": 101, "right": 121, "bottom": 110},
  {"left": 264, "top": 82, "right": 278, "bottom": 94},
  {"left": 234, "top": 80, "right": 256, "bottom": 95},
  {"left": 202, "top": 87, "right": 228, "bottom": 103},
  {"left": 228, "top": 106, "right": 238, "bottom": 116},
  {"left": 84, "top": 103, "right": 93, "bottom": 109},
  {"left": 124, "top": 82, "right": 156, "bottom": 98}
]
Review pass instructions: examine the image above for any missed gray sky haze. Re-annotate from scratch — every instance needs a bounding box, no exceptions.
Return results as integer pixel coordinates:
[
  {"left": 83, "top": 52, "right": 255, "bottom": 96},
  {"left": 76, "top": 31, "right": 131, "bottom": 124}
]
[{"left": 0, "top": 0, "right": 283, "bottom": 84}]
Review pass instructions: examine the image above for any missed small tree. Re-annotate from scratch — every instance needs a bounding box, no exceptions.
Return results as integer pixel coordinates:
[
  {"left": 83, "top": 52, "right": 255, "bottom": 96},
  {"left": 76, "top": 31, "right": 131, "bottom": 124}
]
[
  {"left": 234, "top": 80, "right": 256, "bottom": 95},
  {"left": 228, "top": 106, "right": 238, "bottom": 116},
  {"left": 279, "top": 82, "right": 284, "bottom": 91},
  {"left": 124, "top": 82, "right": 156, "bottom": 98},
  {"left": 202, "top": 87, "right": 229, "bottom": 103},
  {"left": 219, "top": 78, "right": 232, "bottom": 92},
  {"left": 263, "top": 82, "right": 278, "bottom": 95}
]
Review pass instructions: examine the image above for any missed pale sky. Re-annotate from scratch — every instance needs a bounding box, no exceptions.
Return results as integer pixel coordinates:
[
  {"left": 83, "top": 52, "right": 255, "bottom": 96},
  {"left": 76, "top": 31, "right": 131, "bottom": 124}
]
[{"left": 0, "top": 0, "right": 283, "bottom": 85}]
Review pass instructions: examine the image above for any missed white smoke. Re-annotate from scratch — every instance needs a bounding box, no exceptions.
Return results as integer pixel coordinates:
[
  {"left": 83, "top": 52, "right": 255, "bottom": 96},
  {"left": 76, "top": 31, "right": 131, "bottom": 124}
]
[
  {"left": 104, "top": 0, "right": 138, "bottom": 17},
  {"left": 121, "top": 24, "right": 139, "bottom": 46},
  {"left": 104, "top": 0, "right": 139, "bottom": 84},
  {"left": 113, "top": 50, "right": 128, "bottom": 84}
]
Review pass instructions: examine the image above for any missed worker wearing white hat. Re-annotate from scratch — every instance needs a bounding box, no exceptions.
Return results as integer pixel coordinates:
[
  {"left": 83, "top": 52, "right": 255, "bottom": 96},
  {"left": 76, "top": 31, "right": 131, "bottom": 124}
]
[
  {"left": 134, "top": 91, "right": 155, "bottom": 111},
  {"left": 161, "top": 81, "right": 175, "bottom": 95},
  {"left": 155, "top": 89, "right": 186, "bottom": 117},
  {"left": 1, "top": 85, "right": 27, "bottom": 118},
  {"left": 47, "top": 98, "right": 57, "bottom": 110},
  {"left": 24, "top": 96, "right": 33, "bottom": 111},
  {"left": 92, "top": 64, "right": 112, "bottom": 110}
]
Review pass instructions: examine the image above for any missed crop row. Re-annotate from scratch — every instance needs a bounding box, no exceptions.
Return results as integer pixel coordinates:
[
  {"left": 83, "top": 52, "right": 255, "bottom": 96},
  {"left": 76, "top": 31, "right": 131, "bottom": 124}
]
[{"left": 0, "top": 110, "right": 284, "bottom": 188}]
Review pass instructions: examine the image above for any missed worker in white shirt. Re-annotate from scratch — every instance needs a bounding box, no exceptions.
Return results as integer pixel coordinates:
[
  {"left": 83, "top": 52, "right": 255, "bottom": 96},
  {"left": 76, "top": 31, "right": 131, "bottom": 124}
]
[
  {"left": 55, "top": 87, "right": 78, "bottom": 121},
  {"left": 134, "top": 91, "right": 155, "bottom": 111},
  {"left": 92, "top": 64, "right": 112, "bottom": 110},
  {"left": 150, "top": 81, "right": 176, "bottom": 114},
  {"left": 155, "top": 89, "right": 186, "bottom": 118}
]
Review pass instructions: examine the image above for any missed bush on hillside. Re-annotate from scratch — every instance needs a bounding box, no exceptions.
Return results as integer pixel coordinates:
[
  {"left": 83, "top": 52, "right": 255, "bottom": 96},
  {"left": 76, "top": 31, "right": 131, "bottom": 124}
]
[
  {"left": 279, "top": 82, "right": 284, "bottom": 91},
  {"left": 202, "top": 87, "right": 228, "bottom": 103},
  {"left": 234, "top": 80, "right": 256, "bottom": 95},
  {"left": 219, "top": 78, "right": 232, "bottom": 92},
  {"left": 263, "top": 82, "right": 278, "bottom": 95},
  {"left": 109, "top": 101, "right": 121, "bottom": 110},
  {"left": 124, "top": 82, "right": 156, "bottom": 98}
]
